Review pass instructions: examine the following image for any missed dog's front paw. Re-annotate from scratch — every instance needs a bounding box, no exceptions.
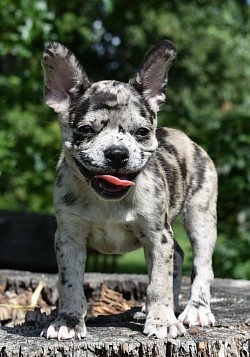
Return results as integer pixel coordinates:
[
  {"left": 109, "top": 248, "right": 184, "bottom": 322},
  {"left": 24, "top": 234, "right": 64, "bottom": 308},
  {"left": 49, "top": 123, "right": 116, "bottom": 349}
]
[
  {"left": 41, "top": 313, "right": 86, "bottom": 340},
  {"left": 143, "top": 308, "right": 186, "bottom": 338},
  {"left": 178, "top": 303, "right": 215, "bottom": 327}
]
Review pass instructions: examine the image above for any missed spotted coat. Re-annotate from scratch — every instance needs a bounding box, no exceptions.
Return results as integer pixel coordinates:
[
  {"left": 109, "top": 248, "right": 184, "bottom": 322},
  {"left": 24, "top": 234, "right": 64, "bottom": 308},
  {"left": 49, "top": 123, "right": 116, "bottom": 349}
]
[{"left": 41, "top": 40, "right": 217, "bottom": 340}]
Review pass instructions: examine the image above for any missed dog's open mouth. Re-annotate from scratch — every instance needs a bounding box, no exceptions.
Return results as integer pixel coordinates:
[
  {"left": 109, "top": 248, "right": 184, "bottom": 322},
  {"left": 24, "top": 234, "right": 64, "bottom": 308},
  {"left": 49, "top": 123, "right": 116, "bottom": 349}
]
[
  {"left": 94, "top": 174, "right": 135, "bottom": 187},
  {"left": 74, "top": 159, "right": 138, "bottom": 199},
  {"left": 92, "top": 174, "right": 136, "bottom": 199}
]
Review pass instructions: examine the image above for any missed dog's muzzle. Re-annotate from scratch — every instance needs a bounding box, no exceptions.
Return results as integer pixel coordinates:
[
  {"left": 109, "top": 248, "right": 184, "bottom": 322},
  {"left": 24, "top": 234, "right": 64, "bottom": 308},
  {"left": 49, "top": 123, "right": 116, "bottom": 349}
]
[
  {"left": 74, "top": 145, "right": 140, "bottom": 199},
  {"left": 74, "top": 157, "right": 139, "bottom": 200}
]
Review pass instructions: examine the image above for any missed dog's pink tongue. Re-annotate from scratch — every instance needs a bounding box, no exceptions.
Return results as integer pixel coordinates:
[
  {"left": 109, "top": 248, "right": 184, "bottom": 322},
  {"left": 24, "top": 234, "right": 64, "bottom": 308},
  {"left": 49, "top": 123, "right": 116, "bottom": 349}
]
[{"left": 94, "top": 175, "right": 135, "bottom": 187}]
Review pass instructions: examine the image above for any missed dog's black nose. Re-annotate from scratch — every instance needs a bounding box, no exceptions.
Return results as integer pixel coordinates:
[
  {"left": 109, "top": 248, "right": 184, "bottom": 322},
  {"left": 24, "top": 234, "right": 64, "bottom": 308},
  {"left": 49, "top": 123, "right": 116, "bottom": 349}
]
[{"left": 104, "top": 145, "right": 129, "bottom": 169}]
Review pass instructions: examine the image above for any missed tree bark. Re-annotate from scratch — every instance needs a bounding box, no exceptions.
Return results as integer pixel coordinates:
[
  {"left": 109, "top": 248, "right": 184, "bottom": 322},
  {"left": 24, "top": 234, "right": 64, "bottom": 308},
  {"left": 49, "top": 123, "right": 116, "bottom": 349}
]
[{"left": 0, "top": 270, "right": 249, "bottom": 356}]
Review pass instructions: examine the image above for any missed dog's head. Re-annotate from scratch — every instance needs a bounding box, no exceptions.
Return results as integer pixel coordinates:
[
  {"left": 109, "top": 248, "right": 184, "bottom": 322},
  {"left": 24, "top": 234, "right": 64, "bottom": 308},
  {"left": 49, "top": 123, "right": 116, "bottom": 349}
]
[{"left": 42, "top": 40, "right": 176, "bottom": 200}]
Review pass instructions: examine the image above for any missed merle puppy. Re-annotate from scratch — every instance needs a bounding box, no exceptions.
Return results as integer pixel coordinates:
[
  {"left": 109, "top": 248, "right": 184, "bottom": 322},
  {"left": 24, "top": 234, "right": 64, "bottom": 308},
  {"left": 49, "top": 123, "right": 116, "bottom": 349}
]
[{"left": 41, "top": 40, "right": 217, "bottom": 340}]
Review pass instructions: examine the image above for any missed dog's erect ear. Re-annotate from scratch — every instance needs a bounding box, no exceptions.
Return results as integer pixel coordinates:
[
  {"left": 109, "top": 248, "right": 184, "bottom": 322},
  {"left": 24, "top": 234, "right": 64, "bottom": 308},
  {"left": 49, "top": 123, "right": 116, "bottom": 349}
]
[
  {"left": 41, "top": 42, "right": 90, "bottom": 113},
  {"left": 130, "top": 40, "right": 176, "bottom": 112}
]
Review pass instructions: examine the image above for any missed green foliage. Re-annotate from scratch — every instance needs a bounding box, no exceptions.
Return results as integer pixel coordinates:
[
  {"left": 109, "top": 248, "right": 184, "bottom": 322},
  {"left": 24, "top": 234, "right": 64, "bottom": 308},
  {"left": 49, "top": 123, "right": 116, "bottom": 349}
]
[
  {"left": 0, "top": 0, "right": 249, "bottom": 278},
  {"left": 0, "top": 0, "right": 99, "bottom": 213}
]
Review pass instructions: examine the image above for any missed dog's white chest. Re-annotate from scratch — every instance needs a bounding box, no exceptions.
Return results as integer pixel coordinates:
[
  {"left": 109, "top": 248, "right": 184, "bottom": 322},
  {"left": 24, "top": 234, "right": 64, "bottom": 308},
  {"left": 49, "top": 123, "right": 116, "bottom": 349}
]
[{"left": 88, "top": 222, "right": 141, "bottom": 255}]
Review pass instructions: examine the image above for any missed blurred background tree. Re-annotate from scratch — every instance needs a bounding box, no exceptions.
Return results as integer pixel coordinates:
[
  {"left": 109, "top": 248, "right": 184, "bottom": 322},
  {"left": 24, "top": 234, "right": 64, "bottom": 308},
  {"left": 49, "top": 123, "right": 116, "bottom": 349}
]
[{"left": 0, "top": 0, "right": 249, "bottom": 278}]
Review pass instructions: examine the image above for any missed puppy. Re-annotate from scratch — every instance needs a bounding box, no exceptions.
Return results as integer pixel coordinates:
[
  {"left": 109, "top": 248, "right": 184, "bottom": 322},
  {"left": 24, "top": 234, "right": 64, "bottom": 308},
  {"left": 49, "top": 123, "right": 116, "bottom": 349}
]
[{"left": 41, "top": 40, "right": 217, "bottom": 340}]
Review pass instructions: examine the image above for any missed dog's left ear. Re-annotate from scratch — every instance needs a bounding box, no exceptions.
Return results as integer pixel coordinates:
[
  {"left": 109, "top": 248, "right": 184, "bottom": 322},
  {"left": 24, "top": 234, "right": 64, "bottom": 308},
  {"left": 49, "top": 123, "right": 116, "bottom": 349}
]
[
  {"left": 130, "top": 40, "right": 176, "bottom": 112},
  {"left": 42, "top": 42, "right": 90, "bottom": 113}
]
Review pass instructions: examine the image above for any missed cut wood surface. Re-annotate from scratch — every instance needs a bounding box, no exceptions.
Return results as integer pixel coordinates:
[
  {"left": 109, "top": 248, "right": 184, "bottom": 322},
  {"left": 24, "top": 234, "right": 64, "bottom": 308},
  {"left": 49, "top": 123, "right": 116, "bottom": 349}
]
[{"left": 0, "top": 270, "right": 249, "bottom": 356}]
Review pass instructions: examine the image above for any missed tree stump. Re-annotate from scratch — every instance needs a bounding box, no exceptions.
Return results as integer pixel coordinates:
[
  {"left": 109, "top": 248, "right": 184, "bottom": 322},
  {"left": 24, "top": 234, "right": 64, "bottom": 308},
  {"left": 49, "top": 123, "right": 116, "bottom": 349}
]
[{"left": 0, "top": 270, "right": 249, "bottom": 356}]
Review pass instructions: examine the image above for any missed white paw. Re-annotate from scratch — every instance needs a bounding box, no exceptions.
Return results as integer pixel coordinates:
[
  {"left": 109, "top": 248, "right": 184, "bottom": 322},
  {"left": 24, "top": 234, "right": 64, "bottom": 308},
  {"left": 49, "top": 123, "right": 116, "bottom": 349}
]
[
  {"left": 178, "top": 304, "right": 215, "bottom": 327},
  {"left": 144, "top": 312, "right": 186, "bottom": 338},
  {"left": 40, "top": 314, "right": 86, "bottom": 340}
]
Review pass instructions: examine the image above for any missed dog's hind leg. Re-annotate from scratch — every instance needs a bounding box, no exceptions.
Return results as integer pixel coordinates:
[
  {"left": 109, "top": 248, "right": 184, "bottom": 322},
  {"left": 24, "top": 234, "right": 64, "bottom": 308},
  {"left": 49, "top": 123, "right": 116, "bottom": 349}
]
[{"left": 178, "top": 157, "right": 217, "bottom": 327}]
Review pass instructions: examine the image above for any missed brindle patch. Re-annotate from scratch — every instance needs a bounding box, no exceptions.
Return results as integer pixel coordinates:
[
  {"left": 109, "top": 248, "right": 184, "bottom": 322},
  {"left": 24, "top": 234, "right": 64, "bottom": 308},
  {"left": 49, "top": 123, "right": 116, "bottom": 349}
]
[
  {"left": 91, "top": 90, "right": 117, "bottom": 108},
  {"left": 62, "top": 192, "right": 77, "bottom": 206},
  {"left": 189, "top": 144, "right": 207, "bottom": 197},
  {"left": 161, "top": 235, "right": 168, "bottom": 244}
]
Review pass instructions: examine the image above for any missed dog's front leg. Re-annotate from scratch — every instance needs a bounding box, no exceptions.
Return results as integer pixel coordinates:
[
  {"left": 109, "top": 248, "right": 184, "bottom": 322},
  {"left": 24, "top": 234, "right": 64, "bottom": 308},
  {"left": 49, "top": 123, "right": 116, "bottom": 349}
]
[
  {"left": 42, "top": 217, "right": 87, "bottom": 340},
  {"left": 178, "top": 166, "right": 217, "bottom": 328},
  {"left": 143, "top": 224, "right": 186, "bottom": 338},
  {"left": 178, "top": 200, "right": 217, "bottom": 327}
]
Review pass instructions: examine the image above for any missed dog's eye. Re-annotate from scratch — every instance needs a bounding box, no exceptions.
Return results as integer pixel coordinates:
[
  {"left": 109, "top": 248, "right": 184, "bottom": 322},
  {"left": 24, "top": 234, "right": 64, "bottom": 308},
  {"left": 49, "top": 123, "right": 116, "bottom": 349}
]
[
  {"left": 136, "top": 127, "right": 149, "bottom": 137},
  {"left": 77, "top": 125, "right": 94, "bottom": 135}
]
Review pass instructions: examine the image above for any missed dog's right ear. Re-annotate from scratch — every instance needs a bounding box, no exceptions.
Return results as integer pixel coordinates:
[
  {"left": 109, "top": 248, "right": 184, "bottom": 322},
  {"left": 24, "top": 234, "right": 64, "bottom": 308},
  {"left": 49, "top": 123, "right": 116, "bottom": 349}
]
[{"left": 42, "top": 42, "right": 90, "bottom": 113}]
